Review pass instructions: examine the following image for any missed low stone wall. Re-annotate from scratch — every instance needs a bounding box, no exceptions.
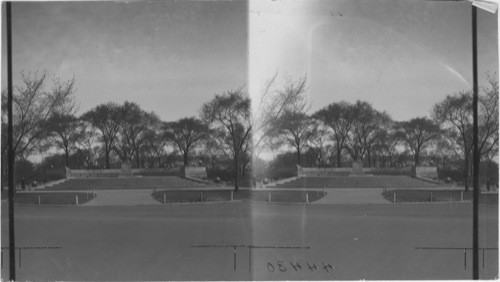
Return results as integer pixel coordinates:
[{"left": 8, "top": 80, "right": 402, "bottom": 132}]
[
  {"left": 135, "top": 168, "right": 181, "bottom": 177},
  {"left": 66, "top": 168, "right": 121, "bottom": 178},
  {"left": 297, "top": 165, "right": 436, "bottom": 178},
  {"left": 66, "top": 167, "right": 184, "bottom": 178},
  {"left": 412, "top": 166, "right": 438, "bottom": 179},
  {"left": 184, "top": 166, "right": 207, "bottom": 179},
  {"left": 297, "top": 165, "right": 352, "bottom": 177},
  {"left": 370, "top": 167, "right": 412, "bottom": 176}
]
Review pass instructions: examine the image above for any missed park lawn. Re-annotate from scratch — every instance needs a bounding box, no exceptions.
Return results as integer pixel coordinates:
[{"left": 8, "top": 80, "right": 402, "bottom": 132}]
[
  {"left": 152, "top": 189, "right": 326, "bottom": 204},
  {"left": 382, "top": 189, "right": 498, "bottom": 205},
  {"left": 13, "top": 192, "right": 96, "bottom": 206}
]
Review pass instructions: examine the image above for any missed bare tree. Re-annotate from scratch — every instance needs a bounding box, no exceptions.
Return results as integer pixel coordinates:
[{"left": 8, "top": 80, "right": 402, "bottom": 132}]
[
  {"left": 81, "top": 102, "right": 123, "bottom": 169},
  {"left": 433, "top": 92, "right": 474, "bottom": 190},
  {"left": 253, "top": 74, "right": 309, "bottom": 156},
  {"left": 143, "top": 123, "right": 170, "bottom": 168},
  {"left": 165, "top": 117, "right": 209, "bottom": 167},
  {"left": 371, "top": 129, "right": 400, "bottom": 167},
  {"left": 269, "top": 111, "right": 314, "bottom": 166},
  {"left": 133, "top": 112, "right": 161, "bottom": 168},
  {"left": 113, "top": 101, "right": 160, "bottom": 168},
  {"left": 314, "top": 101, "right": 355, "bottom": 167},
  {"left": 239, "top": 136, "right": 253, "bottom": 177},
  {"left": 45, "top": 113, "right": 83, "bottom": 167},
  {"left": 1, "top": 71, "right": 76, "bottom": 186},
  {"left": 1, "top": 71, "right": 76, "bottom": 159},
  {"left": 346, "top": 101, "right": 392, "bottom": 167},
  {"left": 202, "top": 134, "right": 230, "bottom": 175},
  {"left": 433, "top": 75, "right": 499, "bottom": 191},
  {"left": 307, "top": 120, "right": 334, "bottom": 167},
  {"left": 396, "top": 117, "right": 441, "bottom": 166},
  {"left": 201, "top": 88, "right": 251, "bottom": 191},
  {"left": 433, "top": 137, "right": 457, "bottom": 173},
  {"left": 77, "top": 121, "right": 100, "bottom": 169},
  {"left": 478, "top": 75, "right": 499, "bottom": 157}
]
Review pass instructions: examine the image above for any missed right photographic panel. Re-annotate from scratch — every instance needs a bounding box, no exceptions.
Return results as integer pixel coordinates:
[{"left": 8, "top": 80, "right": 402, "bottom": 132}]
[{"left": 249, "top": 0, "right": 499, "bottom": 280}]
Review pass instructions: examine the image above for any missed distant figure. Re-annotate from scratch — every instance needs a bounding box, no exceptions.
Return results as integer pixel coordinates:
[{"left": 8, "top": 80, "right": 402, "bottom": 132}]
[
  {"left": 21, "top": 178, "right": 25, "bottom": 191},
  {"left": 486, "top": 178, "right": 491, "bottom": 192},
  {"left": 252, "top": 175, "right": 257, "bottom": 189}
]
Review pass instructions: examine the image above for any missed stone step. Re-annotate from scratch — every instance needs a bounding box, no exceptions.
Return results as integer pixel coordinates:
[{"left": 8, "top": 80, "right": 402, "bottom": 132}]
[
  {"left": 49, "top": 176, "right": 208, "bottom": 190},
  {"left": 270, "top": 176, "right": 438, "bottom": 189}
]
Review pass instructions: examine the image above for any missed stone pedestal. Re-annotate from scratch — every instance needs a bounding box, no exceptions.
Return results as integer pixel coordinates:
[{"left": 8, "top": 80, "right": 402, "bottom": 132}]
[
  {"left": 350, "top": 159, "right": 365, "bottom": 176},
  {"left": 412, "top": 166, "right": 438, "bottom": 179},
  {"left": 297, "top": 165, "right": 303, "bottom": 177},
  {"left": 184, "top": 166, "right": 207, "bottom": 179},
  {"left": 119, "top": 161, "right": 133, "bottom": 178}
]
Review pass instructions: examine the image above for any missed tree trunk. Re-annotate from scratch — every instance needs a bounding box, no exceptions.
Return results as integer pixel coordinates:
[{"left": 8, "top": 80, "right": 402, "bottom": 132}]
[
  {"left": 297, "top": 147, "right": 301, "bottom": 166},
  {"left": 464, "top": 154, "right": 470, "bottom": 192},
  {"left": 65, "top": 150, "right": 70, "bottom": 168},
  {"left": 414, "top": 152, "right": 420, "bottom": 166},
  {"left": 105, "top": 148, "right": 110, "bottom": 169},
  {"left": 136, "top": 150, "right": 140, "bottom": 168},
  {"left": 233, "top": 154, "right": 239, "bottom": 192},
  {"left": 367, "top": 147, "right": 371, "bottom": 168},
  {"left": 337, "top": 144, "right": 342, "bottom": 167},
  {"left": 183, "top": 151, "right": 189, "bottom": 167},
  {"left": 1, "top": 154, "right": 6, "bottom": 189}
]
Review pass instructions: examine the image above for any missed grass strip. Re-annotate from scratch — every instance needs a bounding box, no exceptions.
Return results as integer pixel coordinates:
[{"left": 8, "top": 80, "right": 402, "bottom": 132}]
[
  {"left": 382, "top": 189, "right": 498, "bottom": 205},
  {"left": 13, "top": 192, "right": 96, "bottom": 205}
]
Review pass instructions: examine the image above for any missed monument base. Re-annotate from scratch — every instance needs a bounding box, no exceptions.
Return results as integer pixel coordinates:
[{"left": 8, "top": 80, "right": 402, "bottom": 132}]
[
  {"left": 349, "top": 159, "right": 365, "bottom": 176},
  {"left": 118, "top": 161, "right": 134, "bottom": 178}
]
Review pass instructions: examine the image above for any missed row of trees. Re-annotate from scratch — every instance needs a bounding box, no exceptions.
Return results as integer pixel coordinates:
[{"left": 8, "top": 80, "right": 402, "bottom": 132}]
[
  {"left": 49, "top": 105, "right": 218, "bottom": 170},
  {"left": 268, "top": 98, "right": 441, "bottom": 168},
  {"left": 260, "top": 74, "right": 498, "bottom": 191},
  {"left": 2, "top": 70, "right": 498, "bottom": 192},
  {"left": 1, "top": 71, "right": 255, "bottom": 191}
]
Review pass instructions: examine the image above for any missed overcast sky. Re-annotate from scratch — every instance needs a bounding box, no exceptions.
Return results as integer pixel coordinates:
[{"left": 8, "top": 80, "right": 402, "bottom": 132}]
[
  {"left": 2, "top": 0, "right": 498, "bottom": 122},
  {"left": 249, "top": 0, "right": 498, "bottom": 121},
  {"left": 2, "top": 1, "right": 248, "bottom": 121}
]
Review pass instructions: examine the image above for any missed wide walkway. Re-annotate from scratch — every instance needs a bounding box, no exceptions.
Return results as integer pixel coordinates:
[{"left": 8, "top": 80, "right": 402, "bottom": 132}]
[
  {"left": 83, "top": 189, "right": 161, "bottom": 206},
  {"left": 313, "top": 188, "right": 390, "bottom": 204},
  {"left": 82, "top": 186, "right": 232, "bottom": 206}
]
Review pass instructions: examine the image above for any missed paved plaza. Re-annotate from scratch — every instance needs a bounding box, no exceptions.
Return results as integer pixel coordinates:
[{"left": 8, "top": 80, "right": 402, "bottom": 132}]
[
  {"left": 313, "top": 188, "right": 389, "bottom": 204},
  {"left": 82, "top": 189, "right": 161, "bottom": 206},
  {"left": 1, "top": 202, "right": 497, "bottom": 280}
]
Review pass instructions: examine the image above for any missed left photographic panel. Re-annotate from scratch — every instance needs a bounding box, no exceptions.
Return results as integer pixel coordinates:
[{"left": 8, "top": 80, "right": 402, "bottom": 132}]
[{"left": 1, "top": 1, "right": 253, "bottom": 281}]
